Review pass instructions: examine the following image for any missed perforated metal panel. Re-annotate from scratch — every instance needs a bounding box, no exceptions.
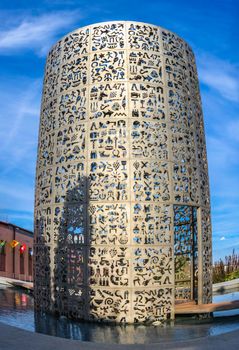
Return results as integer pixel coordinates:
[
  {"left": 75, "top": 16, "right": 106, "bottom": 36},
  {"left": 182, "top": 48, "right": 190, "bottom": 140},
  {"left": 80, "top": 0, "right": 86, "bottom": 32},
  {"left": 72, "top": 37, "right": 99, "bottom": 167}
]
[{"left": 34, "top": 21, "right": 212, "bottom": 323}]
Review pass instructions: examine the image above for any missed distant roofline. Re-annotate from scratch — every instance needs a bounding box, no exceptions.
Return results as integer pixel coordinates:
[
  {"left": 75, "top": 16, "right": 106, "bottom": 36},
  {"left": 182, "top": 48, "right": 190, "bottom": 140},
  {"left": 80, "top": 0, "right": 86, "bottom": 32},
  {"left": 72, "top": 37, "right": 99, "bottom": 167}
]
[{"left": 0, "top": 221, "right": 33, "bottom": 236}]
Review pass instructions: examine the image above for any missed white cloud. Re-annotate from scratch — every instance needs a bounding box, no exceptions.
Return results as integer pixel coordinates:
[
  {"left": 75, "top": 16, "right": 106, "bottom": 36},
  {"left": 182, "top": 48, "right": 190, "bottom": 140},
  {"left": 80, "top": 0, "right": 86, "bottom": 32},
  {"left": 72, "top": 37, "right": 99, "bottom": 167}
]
[
  {"left": 0, "top": 77, "right": 41, "bottom": 176},
  {"left": 227, "top": 120, "right": 239, "bottom": 143},
  {"left": 198, "top": 58, "right": 239, "bottom": 261},
  {"left": 207, "top": 135, "right": 238, "bottom": 168},
  {"left": 0, "top": 77, "right": 38, "bottom": 231},
  {"left": 198, "top": 54, "right": 239, "bottom": 102},
  {"left": 0, "top": 180, "right": 34, "bottom": 212},
  {"left": 0, "top": 11, "right": 82, "bottom": 55}
]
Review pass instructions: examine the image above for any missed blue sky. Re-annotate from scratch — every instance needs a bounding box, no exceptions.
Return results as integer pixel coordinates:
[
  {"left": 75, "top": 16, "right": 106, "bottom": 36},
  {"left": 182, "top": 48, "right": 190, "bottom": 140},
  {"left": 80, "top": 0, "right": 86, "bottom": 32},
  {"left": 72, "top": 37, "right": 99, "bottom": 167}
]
[{"left": 0, "top": 0, "right": 238, "bottom": 261}]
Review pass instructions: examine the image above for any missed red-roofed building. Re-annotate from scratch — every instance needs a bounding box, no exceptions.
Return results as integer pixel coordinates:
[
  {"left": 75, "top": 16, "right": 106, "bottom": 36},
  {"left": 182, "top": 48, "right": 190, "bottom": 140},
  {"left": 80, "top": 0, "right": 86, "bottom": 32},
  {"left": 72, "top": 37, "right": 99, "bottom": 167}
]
[{"left": 0, "top": 221, "right": 33, "bottom": 282}]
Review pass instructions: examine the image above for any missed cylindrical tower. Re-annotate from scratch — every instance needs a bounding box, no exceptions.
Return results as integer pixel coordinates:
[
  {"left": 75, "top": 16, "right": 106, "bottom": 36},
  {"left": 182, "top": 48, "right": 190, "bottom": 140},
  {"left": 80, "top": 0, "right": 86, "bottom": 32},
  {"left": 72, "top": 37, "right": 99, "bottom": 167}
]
[{"left": 34, "top": 21, "right": 212, "bottom": 323}]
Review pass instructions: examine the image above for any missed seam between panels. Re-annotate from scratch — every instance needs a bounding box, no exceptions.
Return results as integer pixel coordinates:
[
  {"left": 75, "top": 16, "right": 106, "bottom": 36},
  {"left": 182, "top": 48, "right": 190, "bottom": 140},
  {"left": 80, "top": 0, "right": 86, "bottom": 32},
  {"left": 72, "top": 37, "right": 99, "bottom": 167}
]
[{"left": 158, "top": 26, "right": 175, "bottom": 319}]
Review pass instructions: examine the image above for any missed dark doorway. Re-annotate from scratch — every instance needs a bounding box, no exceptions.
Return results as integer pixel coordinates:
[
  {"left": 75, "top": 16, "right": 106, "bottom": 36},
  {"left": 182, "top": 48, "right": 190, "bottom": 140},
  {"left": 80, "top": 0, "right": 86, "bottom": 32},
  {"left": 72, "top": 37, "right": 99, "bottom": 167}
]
[{"left": 174, "top": 205, "right": 198, "bottom": 303}]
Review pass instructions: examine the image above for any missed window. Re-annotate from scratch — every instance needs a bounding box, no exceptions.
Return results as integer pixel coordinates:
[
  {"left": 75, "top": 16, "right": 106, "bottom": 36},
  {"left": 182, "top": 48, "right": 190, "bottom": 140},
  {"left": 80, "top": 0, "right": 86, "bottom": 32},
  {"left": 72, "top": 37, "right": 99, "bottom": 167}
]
[
  {"left": 20, "top": 252, "right": 24, "bottom": 275},
  {"left": 0, "top": 246, "right": 6, "bottom": 272},
  {"left": 28, "top": 248, "right": 33, "bottom": 276}
]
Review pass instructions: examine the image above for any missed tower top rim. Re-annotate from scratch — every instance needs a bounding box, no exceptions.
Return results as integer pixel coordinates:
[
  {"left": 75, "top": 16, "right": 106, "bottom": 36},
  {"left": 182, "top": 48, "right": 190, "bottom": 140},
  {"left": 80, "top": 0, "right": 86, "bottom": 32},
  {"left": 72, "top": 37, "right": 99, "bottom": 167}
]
[{"left": 47, "top": 20, "right": 194, "bottom": 57}]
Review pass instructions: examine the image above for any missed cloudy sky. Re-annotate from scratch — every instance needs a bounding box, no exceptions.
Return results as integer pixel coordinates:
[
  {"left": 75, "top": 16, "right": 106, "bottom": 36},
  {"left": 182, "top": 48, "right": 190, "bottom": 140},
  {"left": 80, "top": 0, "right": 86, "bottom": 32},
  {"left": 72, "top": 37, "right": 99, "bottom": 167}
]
[{"left": 0, "top": 0, "right": 238, "bottom": 260}]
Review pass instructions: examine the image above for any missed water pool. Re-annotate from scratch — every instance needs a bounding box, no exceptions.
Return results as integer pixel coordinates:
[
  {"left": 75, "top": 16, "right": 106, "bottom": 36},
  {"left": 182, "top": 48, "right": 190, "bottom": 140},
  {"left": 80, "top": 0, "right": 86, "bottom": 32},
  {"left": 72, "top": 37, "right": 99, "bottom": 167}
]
[{"left": 1, "top": 285, "right": 239, "bottom": 344}]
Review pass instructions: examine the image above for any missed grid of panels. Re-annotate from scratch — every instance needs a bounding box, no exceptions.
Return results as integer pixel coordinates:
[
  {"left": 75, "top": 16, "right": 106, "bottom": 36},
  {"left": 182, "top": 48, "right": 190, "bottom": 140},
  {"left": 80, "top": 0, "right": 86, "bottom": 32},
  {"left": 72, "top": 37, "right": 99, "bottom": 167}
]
[{"left": 34, "top": 21, "right": 212, "bottom": 323}]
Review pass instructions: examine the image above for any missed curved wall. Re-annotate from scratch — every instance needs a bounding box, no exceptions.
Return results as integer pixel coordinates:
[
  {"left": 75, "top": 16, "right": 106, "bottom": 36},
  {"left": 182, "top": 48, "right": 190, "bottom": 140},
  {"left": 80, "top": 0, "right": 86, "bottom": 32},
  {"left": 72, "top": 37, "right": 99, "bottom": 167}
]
[{"left": 34, "top": 21, "right": 212, "bottom": 323}]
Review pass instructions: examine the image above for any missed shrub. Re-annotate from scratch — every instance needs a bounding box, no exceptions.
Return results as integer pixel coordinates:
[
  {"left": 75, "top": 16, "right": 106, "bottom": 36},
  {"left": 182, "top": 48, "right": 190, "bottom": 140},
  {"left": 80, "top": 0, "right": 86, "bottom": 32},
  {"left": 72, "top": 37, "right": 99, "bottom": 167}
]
[{"left": 213, "top": 249, "right": 239, "bottom": 283}]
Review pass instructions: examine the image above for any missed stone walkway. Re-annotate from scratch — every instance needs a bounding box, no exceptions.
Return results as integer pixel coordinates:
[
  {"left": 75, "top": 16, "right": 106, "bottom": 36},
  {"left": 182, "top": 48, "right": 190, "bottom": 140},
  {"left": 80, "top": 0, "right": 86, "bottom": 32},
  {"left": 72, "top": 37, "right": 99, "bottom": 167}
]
[
  {"left": 213, "top": 278, "right": 239, "bottom": 293},
  {"left": 0, "top": 276, "right": 33, "bottom": 290},
  {"left": 1, "top": 321, "right": 239, "bottom": 350}
]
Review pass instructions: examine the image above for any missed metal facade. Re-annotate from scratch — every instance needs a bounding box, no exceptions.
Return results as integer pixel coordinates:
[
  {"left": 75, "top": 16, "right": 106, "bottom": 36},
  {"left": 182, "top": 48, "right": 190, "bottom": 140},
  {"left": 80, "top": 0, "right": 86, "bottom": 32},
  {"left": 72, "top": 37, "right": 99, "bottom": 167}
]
[{"left": 34, "top": 21, "right": 212, "bottom": 323}]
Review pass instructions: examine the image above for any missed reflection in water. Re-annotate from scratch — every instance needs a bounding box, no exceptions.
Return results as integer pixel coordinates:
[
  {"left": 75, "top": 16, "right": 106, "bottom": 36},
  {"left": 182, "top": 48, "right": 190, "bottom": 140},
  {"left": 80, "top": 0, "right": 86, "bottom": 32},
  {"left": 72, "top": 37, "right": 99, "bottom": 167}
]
[
  {"left": 1, "top": 285, "right": 239, "bottom": 344},
  {"left": 214, "top": 291, "right": 239, "bottom": 302},
  {"left": 0, "top": 285, "right": 34, "bottom": 332},
  {"left": 213, "top": 291, "right": 239, "bottom": 318}
]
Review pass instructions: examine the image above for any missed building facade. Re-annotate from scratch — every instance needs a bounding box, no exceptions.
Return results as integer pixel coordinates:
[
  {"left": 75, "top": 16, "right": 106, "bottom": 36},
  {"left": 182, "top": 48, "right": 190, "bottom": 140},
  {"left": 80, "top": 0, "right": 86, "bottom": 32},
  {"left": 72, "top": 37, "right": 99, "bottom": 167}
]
[
  {"left": 0, "top": 221, "right": 33, "bottom": 282},
  {"left": 34, "top": 21, "right": 212, "bottom": 323}
]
